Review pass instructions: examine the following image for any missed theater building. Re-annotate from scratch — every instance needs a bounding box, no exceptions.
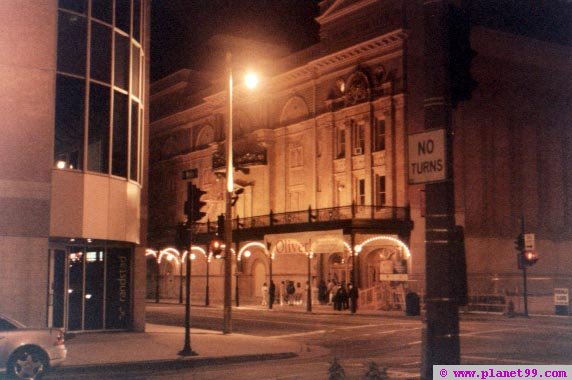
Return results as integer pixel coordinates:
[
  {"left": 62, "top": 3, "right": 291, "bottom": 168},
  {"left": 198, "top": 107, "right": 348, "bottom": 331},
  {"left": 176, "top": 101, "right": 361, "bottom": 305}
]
[
  {"left": 0, "top": 0, "right": 150, "bottom": 331},
  {"left": 148, "top": 0, "right": 572, "bottom": 313}
]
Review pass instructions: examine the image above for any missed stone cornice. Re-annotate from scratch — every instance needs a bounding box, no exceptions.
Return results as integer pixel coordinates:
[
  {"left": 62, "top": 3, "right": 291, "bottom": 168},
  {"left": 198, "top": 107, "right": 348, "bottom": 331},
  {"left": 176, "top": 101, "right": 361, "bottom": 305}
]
[
  {"left": 316, "top": 0, "right": 379, "bottom": 26},
  {"left": 273, "top": 29, "right": 407, "bottom": 87}
]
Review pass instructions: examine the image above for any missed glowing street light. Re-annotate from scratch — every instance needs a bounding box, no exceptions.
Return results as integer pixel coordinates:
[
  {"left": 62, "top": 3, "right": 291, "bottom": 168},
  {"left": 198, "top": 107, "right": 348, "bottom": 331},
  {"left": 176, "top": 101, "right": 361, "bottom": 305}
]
[{"left": 223, "top": 53, "right": 258, "bottom": 334}]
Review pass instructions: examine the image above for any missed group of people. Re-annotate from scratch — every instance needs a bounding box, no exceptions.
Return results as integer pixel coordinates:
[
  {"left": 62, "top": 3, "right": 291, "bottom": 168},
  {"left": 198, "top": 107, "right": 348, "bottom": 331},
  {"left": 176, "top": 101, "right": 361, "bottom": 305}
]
[
  {"left": 318, "top": 279, "right": 359, "bottom": 313},
  {"left": 261, "top": 280, "right": 307, "bottom": 307},
  {"left": 261, "top": 279, "right": 358, "bottom": 313}
]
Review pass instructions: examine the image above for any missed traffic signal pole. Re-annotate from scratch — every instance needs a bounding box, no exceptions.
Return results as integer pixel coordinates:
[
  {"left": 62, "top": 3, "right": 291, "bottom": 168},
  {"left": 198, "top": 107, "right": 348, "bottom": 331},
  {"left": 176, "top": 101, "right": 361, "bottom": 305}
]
[
  {"left": 421, "top": 1, "right": 461, "bottom": 378},
  {"left": 223, "top": 52, "right": 233, "bottom": 334},
  {"left": 520, "top": 217, "right": 529, "bottom": 317}
]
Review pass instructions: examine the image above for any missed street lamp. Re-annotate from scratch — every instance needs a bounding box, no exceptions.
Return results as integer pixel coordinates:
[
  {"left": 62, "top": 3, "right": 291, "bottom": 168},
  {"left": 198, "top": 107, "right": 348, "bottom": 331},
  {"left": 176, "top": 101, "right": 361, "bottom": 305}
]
[
  {"left": 223, "top": 52, "right": 258, "bottom": 334},
  {"left": 306, "top": 251, "right": 313, "bottom": 313}
]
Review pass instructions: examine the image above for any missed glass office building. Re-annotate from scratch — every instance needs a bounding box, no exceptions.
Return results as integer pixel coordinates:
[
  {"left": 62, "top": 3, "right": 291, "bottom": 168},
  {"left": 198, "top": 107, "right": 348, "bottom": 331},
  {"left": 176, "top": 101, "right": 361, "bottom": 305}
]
[{"left": 0, "top": 0, "right": 149, "bottom": 331}]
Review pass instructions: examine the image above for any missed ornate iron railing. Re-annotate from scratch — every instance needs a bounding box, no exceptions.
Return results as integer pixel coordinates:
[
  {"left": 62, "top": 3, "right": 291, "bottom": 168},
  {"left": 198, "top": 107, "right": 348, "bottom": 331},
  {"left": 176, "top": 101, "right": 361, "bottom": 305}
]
[{"left": 195, "top": 204, "right": 410, "bottom": 234}]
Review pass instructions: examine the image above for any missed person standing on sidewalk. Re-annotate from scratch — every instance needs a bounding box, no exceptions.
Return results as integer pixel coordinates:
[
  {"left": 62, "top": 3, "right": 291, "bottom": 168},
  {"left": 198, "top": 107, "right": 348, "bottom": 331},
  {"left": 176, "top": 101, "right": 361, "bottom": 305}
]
[
  {"left": 279, "top": 281, "right": 286, "bottom": 306},
  {"left": 261, "top": 282, "right": 268, "bottom": 306},
  {"left": 348, "top": 282, "right": 359, "bottom": 314},
  {"left": 269, "top": 280, "right": 276, "bottom": 308}
]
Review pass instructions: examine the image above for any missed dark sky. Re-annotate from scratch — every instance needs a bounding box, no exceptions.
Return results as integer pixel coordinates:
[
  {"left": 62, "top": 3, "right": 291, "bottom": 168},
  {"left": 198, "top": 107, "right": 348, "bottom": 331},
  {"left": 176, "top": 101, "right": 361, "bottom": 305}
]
[
  {"left": 150, "top": 0, "right": 320, "bottom": 81},
  {"left": 150, "top": 0, "right": 571, "bottom": 81}
]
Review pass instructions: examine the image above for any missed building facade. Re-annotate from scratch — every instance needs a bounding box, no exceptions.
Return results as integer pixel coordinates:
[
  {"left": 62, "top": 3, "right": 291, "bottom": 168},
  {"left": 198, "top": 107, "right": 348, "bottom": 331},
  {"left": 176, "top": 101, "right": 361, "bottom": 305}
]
[
  {"left": 0, "top": 0, "right": 150, "bottom": 331},
  {"left": 148, "top": 0, "right": 572, "bottom": 313}
]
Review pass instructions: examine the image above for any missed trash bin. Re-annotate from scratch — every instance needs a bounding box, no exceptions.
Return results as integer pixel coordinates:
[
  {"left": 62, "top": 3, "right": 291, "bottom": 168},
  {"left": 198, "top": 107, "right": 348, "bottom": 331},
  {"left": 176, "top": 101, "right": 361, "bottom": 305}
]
[
  {"left": 405, "top": 292, "right": 420, "bottom": 316},
  {"left": 554, "top": 288, "right": 569, "bottom": 316}
]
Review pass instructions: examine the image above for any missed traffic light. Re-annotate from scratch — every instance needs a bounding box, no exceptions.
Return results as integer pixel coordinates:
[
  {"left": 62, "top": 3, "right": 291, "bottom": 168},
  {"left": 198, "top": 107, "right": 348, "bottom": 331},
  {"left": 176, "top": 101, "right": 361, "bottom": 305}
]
[
  {"left": 175, "top": 222, "right": 190, "bottom": 250},
  {"left": 514, "top": 233, "right": 525, "bottom": 253},
  {"left": 217, "top": 214, "right": 225, "bottom": 236},
  {"left": 448, "top": 4, "right": 477, "bottom": 108},
  {"left": 522, "top": 250, "right": 539, "bottom": 267},
  {"left": 231, "top": 188, "right": 244, "bottom": 206},
  {"left": 184, "top": 183, "right": 207, "bottom": 224},
  {"left": 210, "top": 239, "right": 223, "bottom": 259}
]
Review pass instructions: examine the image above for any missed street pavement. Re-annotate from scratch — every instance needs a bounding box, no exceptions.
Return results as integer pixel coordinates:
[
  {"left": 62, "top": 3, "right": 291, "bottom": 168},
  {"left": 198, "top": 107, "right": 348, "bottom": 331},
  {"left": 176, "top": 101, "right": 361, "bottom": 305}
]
[
  {"left": 48, "top": 301, "right": 571, "bottom": 378},
  {"left": 54, "top": 322, "right": 327, "bottom": 377}
]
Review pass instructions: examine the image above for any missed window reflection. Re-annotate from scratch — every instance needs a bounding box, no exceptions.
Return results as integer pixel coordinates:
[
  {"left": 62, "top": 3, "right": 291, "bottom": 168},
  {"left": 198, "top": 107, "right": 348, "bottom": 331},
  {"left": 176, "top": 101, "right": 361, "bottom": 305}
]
[
  {"left": 55, "top": 0, "right": 144, "bottom": 182},
  {"left": 115, "top": 0, "right": 131, "bottom": 33},
  {"left": 57, "top": 11, "right": 86, "bottom": 76},
  {"left": 88, "top": 83, "right": 110, "bottom": 173},
  {"left": 59, "top": 0, "right": 86, "bottom": 14},
  {"left": 55, "top": 75, "right": 85, "bottom": 170},
  {"left": 114, "top": 34, "right": 130, "bottom": 90},
  {"left": 90, "top": 22, "right": 112, "bottom": 82},
  {"left": 113, "top": 92, "right": 129, "bottom": 177},
  {"left": 92, "top": 0, "right": 112, "bottom": 24}
]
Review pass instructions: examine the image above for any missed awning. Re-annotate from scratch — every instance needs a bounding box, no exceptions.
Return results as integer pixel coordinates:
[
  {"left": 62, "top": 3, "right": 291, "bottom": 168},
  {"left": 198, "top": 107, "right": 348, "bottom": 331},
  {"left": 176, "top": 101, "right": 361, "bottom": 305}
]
[{"left": 264, "top": 230, "right": 346, "bottom": 255}]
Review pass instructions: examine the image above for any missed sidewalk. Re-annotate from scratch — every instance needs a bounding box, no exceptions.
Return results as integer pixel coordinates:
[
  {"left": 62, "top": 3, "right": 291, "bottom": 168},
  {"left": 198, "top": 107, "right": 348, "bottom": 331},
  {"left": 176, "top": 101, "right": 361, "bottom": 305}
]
[{"left": 58, "top": 323, "right": 327, "bottom": 375}]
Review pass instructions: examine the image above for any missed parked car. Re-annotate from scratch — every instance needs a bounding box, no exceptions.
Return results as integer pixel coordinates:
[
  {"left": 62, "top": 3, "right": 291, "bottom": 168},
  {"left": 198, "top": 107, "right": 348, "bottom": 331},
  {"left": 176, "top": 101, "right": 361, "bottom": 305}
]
[{"left": 0, "top": 314, "right": 66, "bottom": 379}]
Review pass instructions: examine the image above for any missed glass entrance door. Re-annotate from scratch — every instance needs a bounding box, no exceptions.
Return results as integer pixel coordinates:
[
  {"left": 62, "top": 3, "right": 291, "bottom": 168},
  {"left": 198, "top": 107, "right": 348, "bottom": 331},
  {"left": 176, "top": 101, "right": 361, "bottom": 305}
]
[{"left": 49, "top": 244, "right": 131, "bottom": 331}]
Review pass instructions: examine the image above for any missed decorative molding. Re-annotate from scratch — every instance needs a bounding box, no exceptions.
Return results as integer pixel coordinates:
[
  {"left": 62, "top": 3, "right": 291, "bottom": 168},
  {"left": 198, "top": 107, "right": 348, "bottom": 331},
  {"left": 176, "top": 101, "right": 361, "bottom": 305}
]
[
  {"left": 334, "top": 158, "right": 346, "bottom": 173},
  {"left": 352, "top": 155, "right": 365, "bottom": 170},
  {"left": 372, "top": 150, "right": 386, "bottom": 167}
]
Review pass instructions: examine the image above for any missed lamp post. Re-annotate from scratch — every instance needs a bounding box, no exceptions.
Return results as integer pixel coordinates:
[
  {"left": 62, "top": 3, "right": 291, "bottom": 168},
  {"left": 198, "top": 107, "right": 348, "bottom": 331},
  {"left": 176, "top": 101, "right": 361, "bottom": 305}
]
[
  {"left": 222, "top": 52, "right": 234, "bottom": 334},
  {"left": 205, "top": 253, "right": 210, "bottom": 307},
  {"left": 223, "top": 52, "right": 258, "bottom": 334},
  {"left": 179, "top": 248, "right": 197, "bottom": 356},
  {"left": 306, "top": 252, "right": 313, "bottom": 313}
]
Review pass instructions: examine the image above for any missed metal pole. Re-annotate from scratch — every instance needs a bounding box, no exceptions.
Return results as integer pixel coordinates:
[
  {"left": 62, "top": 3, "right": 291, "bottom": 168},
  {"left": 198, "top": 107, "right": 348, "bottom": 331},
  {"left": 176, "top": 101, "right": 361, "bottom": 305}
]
[
  {"left": 521, "top": 216, "right": 529, "bottom": 317},
  {"left": 179, "top": 258, "right": 183, "bottom": 304},
  {"left": 235, "top": 270, "right": 240, "bottom": 307},
  {"left": 307, "top": 254, "right": 312, "bottom": 312},
  {"left": 268, "top": 253, "right": 273, "bottom": 310},
  {"left": 223, "top": 52, "right": 233, "bottom": 334},
  {"left": 179, "top": 244, "right": 197, "bottom": 356},
  {"left": 205, "top": 258, "right": 210, "bottom": 306},
  {"left": 155, "top": 260, "right": 160, "bottom": 303},
  {"left": 421, "top": 1, "right": 460, "bottom": 378}
]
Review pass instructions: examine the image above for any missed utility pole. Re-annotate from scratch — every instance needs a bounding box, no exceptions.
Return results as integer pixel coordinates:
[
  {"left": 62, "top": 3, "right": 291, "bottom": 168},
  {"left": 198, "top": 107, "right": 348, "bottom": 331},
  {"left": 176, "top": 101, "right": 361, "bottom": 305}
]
[
  {"left": 223, "top": 52, "right": 234, "bottom": 334},
  {"left": 421, "top": 1, "right": 466, "bottom": 378}
]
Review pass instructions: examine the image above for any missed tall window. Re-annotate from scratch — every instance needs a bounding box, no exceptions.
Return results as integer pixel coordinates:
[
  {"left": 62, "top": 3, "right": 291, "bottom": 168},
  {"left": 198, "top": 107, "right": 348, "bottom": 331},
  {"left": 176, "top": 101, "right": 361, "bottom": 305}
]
[
  {"left": 355, "top": 178, "right": 366, "bottom": 205},
  {"left": 373, "top": 119, "right": 386, "bottom": 152},
  {"left": 376, "top": 175, "right": 386, "bottom": 206},
  {"left": 54, "top": 0, "right": 145, "bottom": 183},
  {"left": 336, "top": 128, "right": 346, "bottom": 159},
  {"left": 351, "top": 120, "right": 365, "bottom": 155},
  {"left": 289, "top": 146, "right": 303, "bottom": 168}
]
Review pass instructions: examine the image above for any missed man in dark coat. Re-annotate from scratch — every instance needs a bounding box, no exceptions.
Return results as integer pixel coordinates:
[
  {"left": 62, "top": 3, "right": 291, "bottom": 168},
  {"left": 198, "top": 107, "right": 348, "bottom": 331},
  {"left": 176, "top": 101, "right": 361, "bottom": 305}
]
[
  {"left": 348, "top": 282, "right": 359, "bottom": 314},
  {"left": 269, "top": 280, "right": 276, "bottom": 308}
]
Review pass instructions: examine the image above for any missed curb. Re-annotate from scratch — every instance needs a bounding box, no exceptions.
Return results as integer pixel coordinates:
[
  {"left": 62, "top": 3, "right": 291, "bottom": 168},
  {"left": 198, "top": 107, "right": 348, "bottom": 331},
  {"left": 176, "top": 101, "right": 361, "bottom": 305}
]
[{"left": 54, "top": 352, "right": 298, "bottom": 375}]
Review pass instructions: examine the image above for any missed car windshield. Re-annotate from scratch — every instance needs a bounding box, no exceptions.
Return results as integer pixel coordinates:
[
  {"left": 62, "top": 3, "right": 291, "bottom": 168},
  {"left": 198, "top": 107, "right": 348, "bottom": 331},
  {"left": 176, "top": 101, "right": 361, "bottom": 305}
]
[{"left": 0, "top": 317, "right": 18, "bottom": 331}]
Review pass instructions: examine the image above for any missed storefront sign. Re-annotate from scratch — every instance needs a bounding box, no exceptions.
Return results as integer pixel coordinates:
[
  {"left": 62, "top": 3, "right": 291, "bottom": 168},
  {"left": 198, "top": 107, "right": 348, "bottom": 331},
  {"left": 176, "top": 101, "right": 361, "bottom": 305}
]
[
  {"left": 379, "top": 274, "right": 409, "bottom": 281},
  {"left": 106, "top": 248, "right": 131, "bottom": 329},
  {"left": 554, "top": 288, "right": 569, "bottom": 306},
  {"left": 265, "top": 230, "right": 345, "bottom": 255}
]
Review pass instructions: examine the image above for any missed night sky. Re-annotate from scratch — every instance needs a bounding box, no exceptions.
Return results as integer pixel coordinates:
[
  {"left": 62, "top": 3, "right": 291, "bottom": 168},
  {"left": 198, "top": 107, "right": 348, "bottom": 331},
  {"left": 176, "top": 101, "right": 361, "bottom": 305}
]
[
  {"left": 150, "top": 0, "right": 320, "bottom": 81},
  {"left": 150, "top": 0, "right": 571, "bottom": 81}
]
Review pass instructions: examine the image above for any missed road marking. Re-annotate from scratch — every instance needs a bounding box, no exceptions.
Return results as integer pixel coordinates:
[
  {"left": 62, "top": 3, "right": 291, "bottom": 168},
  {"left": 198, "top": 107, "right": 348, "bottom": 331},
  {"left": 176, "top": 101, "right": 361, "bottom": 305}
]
[
  {"left": 463, "top": 355, "right": 541, "bottom": 364},
  {"left": 460, "top": 327, "right": 528, "bottom": 337},
  {"left": 269, "top": 330, "right": 327, "bottom": 338}
]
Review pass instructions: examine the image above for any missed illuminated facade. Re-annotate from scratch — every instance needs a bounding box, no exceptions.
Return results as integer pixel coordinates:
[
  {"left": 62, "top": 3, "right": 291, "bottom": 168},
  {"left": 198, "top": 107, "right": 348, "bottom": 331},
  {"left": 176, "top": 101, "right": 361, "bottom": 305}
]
[
  {"left": 0, "top": 0, "right": 149, "bottom": 331},
  {"left": 148, "top": 1, "right": 572, "bottom": 313}
]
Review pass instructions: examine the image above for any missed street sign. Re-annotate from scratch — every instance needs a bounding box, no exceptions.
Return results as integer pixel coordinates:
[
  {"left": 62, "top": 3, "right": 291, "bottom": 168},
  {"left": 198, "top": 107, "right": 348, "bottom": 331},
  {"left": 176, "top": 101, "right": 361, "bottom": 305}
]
[
  {"left": 524, "top": 233, "right": 535, "bottom": 251},
  {"left": 554, "top": 288, "right": 569, "bottom": 306},
  {"left": 408, "top": 129, "right": 447, "bottom": 184},
  {"left": 182, "top": 168, "right": 198, "bottom": 180}
]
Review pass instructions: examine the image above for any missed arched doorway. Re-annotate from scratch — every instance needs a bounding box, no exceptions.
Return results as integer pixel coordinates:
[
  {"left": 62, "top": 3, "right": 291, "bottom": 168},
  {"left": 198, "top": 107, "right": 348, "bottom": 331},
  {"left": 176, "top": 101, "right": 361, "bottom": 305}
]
[
  {"left": 328, "top": 252, "right": 352, "bottom": 284},
  {"left": 252, "top": 259, "right": 266, "bottom": 301}
]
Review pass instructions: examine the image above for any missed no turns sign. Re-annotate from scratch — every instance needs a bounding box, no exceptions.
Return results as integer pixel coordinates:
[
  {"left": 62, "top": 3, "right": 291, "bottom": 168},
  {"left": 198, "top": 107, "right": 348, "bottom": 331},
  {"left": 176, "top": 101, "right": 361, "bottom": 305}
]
[{"left": 408, "top": 129, "right": 447, "bottom": 184}]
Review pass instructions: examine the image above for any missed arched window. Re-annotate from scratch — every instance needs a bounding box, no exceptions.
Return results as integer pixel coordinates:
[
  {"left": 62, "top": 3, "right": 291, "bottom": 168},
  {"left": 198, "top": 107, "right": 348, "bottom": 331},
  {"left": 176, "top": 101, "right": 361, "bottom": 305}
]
[{"left": 280, "top": 96, "right": 309, "bottom": 125}]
